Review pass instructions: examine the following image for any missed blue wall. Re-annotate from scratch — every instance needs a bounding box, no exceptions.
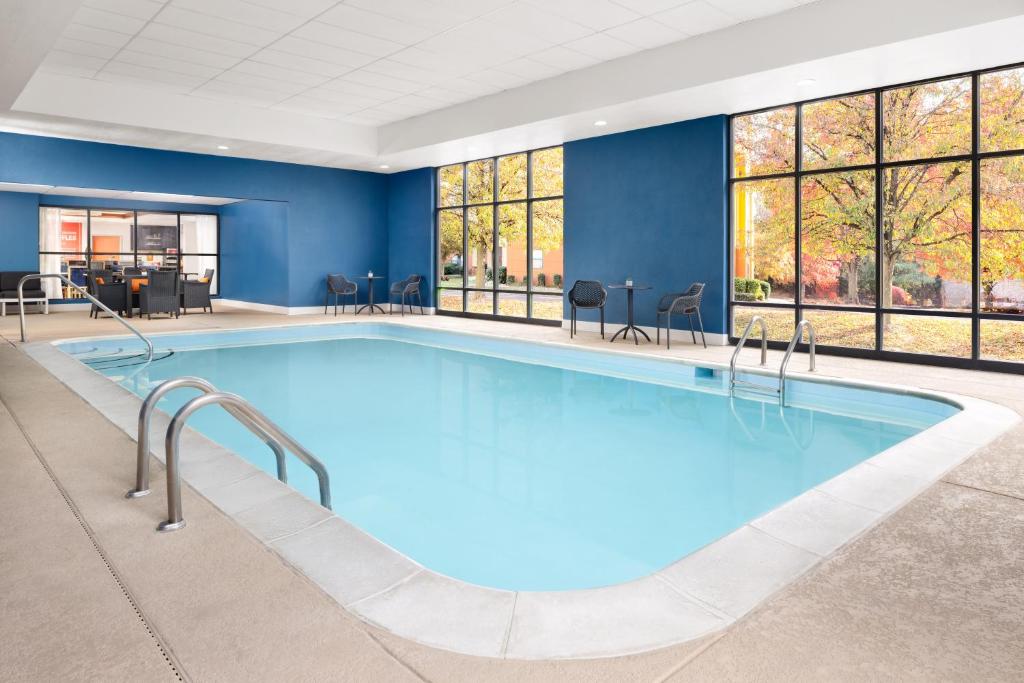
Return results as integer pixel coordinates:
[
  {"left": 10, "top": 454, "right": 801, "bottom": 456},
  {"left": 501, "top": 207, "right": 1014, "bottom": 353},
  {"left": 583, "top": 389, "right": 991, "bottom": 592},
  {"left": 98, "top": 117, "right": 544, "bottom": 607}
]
[
  {"left": 0, "top": 132, "right": 388, "bottom": 307},
  {"left": 387, "top": 168, "right": 435, "bottom": 308},
  {"left": 564, "top": 115, "right": 729, "bottom": 334},
  {"left": 220, "top": 200, "right": 289, "bottom": 307},
  {"left": 0, "top": 192, "right": 39, "bottom": 271}
]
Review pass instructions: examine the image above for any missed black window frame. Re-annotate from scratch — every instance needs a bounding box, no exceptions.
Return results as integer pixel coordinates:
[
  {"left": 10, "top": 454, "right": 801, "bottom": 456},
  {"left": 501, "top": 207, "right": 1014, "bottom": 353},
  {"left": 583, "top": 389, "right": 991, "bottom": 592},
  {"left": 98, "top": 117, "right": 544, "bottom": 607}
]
[
  {"left": 435, "top": 145, "right": 564, "bottom": 326},
  {"left": 38, "top": 205, "right": 220, "bottom": 298},
  {"left": 728, "top": 60, "right": 1024, "bottom": 374}
]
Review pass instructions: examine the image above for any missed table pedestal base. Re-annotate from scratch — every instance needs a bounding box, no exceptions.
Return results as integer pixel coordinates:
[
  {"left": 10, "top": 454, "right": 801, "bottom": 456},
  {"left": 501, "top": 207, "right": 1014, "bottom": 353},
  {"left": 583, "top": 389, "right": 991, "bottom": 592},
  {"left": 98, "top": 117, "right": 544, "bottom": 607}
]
[
  {"left": 356, "top": 303, "right": 385, "bottom": 315},
  {"left": 610, "top": 324, "right": 651, "bottom": 345}
]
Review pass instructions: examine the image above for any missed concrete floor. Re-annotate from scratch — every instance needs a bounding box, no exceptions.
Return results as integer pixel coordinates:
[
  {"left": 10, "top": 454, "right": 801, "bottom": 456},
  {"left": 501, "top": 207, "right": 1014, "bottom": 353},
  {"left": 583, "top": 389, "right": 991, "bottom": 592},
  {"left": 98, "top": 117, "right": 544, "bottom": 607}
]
[{"left": 2, "top": 305, "right": 1023, "bottom": 681}]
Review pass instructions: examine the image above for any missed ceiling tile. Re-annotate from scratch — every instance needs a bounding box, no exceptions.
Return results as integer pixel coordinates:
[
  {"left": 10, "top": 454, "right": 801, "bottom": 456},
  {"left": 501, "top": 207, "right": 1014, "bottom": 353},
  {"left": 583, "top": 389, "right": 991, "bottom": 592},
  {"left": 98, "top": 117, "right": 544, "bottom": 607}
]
[
  {"left": 563, "top": 32, "right": 637, "bottom": 60},
  {"left": 361, "top": 59, "right": 446, "bottom": 87},
  {"left": 527, "top": 0, "right": 641, "bottom": 31},
  {"left": 529, "top": 45, "right": 600, "bottom": 71},
  {"left": 493, "top": 57, "right": 564, "bottom": 81},
  {"left": 169, "top": 0, "right": 309, "bottom": 32},
  {"left": 294, "top": 87, "right": 385, "bottom": 109},
  {"left": 93, "top": 71, "right": 196, "bottom": 95},
  {"left": 271, "top": 96, "right": 349, "bottom": 118},
  {"left": 318, "top": 78, "right": 412, "bottom": 101},
  {"left": 609, "top": 0, "right": 689, "bottom": 13},
  {"left": 191, "top": 80, "right": 287, "bottom": 106},
  {"left": 62, "top": 23, "right": 135, "bottom": 49},
  {"left": 344, "top": 0, "right": 473, "bottom": 32},
  {"left": 462, "top": 69, "right": 530, "bottom": 90},
  {"left": 291, "top": 21, "right": 406, "bottom": 58},
  {"left": 387, "top": 47, "right": 478, "bottom": 80},
  {"left": 339, "top": 69, "right": 422, "bottom": 95},
  {"left": 72, "top": 5, "right": 148, "bottom": 35},
  {"left": 232, "top": 60, "right": 331, "bottom": 88},
  {"left": 244, "top": 0, "right": 338, "bottom": 20},
  {"left": 139, "top": 23, "right": 256, "bottom": 58},
  {"left": 212, "top": 70, "right": 310, "bottom": 96},
  {"left": 152, "top": 6, "right": 282, "bottom": 47},
  {"left": 271, "top": 36, "right": 377, "bottom": 69},
  {"left": 101, "top": 60, "right": 210, "bottom": 88},
  {"left": 115, "top": 50, "right": 224, "bottom": 78},
  {"left": 82, "top": 0, "right": 165, "bottom": 21},
  {"left": 655, "top": 1, "right": 736, "bottom": 34},
  {"left": 124, "top": 36, "right": 241, "bottom": 69},
  {"left": 604, "top": 17, "right": 686, "bottom": 48},
  {"left": 248, "top": 49, "right": 354, "bottom": 78},
  {"left": 482, "top": 3, "right": 594, "bottom": 45},
  {"left": 316, "top": 4, "right": 436, "bottom": 44},
  {"left": 39, "top": 51, "right": 106, "bottom": 78},
  {"left": 706, "top": 0, "right": 799, "bottom": 21},
  {"left": 53, "top": 36, "right": 121, "bottom": 60}
]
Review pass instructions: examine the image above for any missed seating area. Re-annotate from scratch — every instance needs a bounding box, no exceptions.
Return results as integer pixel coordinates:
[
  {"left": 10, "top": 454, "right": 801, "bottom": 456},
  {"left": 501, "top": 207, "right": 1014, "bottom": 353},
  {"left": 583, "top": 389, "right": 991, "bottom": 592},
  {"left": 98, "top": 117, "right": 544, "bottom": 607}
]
[
  {"left": 85, "top": 267, "right": 215, "bottom": 320},
  {"left": 324, "top": 273, "right": 425, "bottom": 317},
  {"left": 0, "top": 271, "right": 48, "bottom": 317},
  {"left": 568, "top": 278, "right": 706, "bottom": 348}
]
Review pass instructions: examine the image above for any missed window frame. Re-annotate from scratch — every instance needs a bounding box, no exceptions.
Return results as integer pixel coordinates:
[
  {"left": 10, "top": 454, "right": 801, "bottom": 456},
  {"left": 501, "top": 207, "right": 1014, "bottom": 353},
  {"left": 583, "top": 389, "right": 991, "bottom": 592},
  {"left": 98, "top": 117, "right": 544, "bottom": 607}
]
[
  {"left": 728, "top": 61, "right": 1024, "bottom": 374},
  {"left": 38, "top": 205, "right": 220, "bottom": 298},
  {"left": 435, "top": 145, "right": 564, "bottom": 325}
]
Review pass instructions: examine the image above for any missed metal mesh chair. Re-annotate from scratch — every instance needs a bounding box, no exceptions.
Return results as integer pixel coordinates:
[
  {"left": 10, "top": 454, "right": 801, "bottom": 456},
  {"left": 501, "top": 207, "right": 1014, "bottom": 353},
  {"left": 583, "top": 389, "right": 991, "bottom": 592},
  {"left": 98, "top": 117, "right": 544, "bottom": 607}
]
[
  {"left": 568, "top": 280, "right": 607, "bottom": 339},
  {"left": 324, "top": 274, "right": 357, "bottom": 315},
  {"left": 182, "top": 268, "right": 215, "bottom": 314},
  {"left": 87, "top": 270, "right": 126, "bottom": 318},
  {"left": 139, "top": 269, "right": 180, "bottom": 319},
  {"left": 389, "top": 274, "right": 424, "bottom": 315},
  {"left": 656, "top": 283, "right": 706, "bottom": 349}
]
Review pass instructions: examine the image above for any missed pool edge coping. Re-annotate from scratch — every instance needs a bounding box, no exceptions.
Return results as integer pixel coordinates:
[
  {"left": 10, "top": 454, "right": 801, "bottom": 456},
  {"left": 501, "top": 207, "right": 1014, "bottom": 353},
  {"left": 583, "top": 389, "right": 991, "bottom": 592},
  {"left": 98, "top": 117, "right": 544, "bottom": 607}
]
[{"left": 20, "top": 322, "right": 1021, "bottom": 661}]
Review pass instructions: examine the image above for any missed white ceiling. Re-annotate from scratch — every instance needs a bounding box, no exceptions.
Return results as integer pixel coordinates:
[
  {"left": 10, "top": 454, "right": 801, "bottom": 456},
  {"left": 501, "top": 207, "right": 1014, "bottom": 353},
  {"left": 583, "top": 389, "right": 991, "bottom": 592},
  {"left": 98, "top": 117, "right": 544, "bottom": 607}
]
[
  {"left": 0, "top": 181, "right": 239, "bottom": 205},
  {"left": 35, "top": 0, "right": 820, "bottom": 126},
  {"left": 1, "top": 0, "right": 1023, "bottom": 174}
]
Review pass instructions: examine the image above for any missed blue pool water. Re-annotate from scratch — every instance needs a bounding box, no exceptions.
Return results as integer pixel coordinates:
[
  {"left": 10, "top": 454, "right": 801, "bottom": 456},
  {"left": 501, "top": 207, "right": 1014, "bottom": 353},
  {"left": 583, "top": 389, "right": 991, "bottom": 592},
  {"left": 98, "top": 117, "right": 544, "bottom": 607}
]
[{"left": 61, "top": 324, "right": 957, "bottom": 591}]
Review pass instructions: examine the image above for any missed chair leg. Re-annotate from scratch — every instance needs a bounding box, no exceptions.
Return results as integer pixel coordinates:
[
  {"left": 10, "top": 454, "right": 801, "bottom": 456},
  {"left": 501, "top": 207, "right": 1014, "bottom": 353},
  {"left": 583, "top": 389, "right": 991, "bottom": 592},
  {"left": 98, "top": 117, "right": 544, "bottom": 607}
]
[
  {"left": 656, "top": 313, "right": 661, "bottom": 345},
  {"left": 418, "top": 292, "right": 424, "bottom": 314},
  {"left": 667, "top": 312, "right": 671, "bottom": 349},
  {"left": 600, "top": 306, "right": 605, "bottom": 339},
  {"left": 324, "top": 290, "right": 328, "bottom": 315},
  {"left": 697, "top": 309, "right": 707, "bottom": 348},
  {"left": 689, "top": 313, "right": 697, "bottom": 345},
  {"left": 570, "top": 306, "right": 575, "bottom": 338},
  {"left": 401, "top": 293, "right": 405, "bottom": 316},
  {"left": 334, "top": 293, "right": 338, "bottom": 317}
]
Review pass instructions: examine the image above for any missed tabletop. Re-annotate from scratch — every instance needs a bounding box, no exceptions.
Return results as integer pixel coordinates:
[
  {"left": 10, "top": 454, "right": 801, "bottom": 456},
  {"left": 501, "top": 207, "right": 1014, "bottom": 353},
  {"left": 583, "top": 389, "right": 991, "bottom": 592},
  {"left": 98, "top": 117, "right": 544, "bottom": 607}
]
[{"left": 607, "top": 283, "right": 651, "bottom": 290}]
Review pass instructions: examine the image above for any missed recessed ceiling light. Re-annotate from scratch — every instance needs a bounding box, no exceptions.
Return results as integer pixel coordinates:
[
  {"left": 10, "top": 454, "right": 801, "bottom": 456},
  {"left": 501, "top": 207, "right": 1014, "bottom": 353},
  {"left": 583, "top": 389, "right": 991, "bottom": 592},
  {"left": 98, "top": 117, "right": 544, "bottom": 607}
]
[
  {"left": 379, "top": 164, "right": 390, "bottom": 169},
  {"left": 594, "top": 120, "right": 608, "bottom": 127},
  {"left": 797, "top": 78, "right": 817, "bottom": 87},
  {"left": 217, "top": 145, "right": 229, "bottom": 150}
]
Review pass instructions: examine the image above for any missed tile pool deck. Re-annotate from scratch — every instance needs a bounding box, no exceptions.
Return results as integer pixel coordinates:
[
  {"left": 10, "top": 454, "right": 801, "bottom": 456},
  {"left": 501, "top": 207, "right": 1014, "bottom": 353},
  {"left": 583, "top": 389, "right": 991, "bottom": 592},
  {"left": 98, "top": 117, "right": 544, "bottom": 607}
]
[{"left": 2, "top": 306, "right": 1024, "bottom": 680}]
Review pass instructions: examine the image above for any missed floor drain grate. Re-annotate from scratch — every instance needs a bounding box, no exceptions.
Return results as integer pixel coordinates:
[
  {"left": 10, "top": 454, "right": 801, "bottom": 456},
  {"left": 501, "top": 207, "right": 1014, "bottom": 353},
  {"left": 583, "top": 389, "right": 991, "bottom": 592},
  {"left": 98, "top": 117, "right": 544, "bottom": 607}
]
[{"left": 2, "top": 395, "right": 188, "bottom": 682}]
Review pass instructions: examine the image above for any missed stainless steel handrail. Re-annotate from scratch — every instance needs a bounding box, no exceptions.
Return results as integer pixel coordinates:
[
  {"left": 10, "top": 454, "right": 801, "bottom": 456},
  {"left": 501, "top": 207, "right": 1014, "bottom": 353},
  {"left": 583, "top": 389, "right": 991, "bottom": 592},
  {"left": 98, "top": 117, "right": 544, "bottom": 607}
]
[
  {"left": 18, "top": 273, "right": 154, "bottom": 363},
  {"left": 159, "top": 391, "right": 332, "bottom": 531},
  {"left": 778, "top": 320, "right": 816, "bottom": 405},
  {"left": 128, "top": 377, "right": 288, "bottom": 499},
  {"left": 729, "top": 315, "right": 768, "bottom": 391}
]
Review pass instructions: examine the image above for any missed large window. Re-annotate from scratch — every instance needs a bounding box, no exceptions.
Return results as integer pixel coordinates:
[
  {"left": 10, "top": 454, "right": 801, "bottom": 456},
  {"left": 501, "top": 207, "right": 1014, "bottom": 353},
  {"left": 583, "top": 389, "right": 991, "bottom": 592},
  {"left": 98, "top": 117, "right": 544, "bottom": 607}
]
[
  {"left": 437, "top": 146, "right": 564, "bottom": 323},
  {"left": 39, "top": 207, "right": 219, "bottom": 299},
  {"left": 730, "top": 63, "right": 1024, "bottom": 370}
]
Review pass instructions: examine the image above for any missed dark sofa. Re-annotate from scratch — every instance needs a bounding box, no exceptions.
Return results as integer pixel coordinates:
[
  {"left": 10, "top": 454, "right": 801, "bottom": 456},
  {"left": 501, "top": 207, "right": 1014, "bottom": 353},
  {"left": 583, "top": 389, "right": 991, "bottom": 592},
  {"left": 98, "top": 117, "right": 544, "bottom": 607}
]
[{"left": 0, "top": 271, "right": 48, "bottom": 316}]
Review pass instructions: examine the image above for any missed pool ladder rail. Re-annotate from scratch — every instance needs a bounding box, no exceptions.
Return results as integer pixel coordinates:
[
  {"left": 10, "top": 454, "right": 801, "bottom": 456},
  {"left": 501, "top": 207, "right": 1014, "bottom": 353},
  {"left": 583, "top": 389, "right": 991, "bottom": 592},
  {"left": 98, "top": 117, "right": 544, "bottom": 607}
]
[
  {"left": 129, "top": 376, "right": 332, "bottom": 532},
  {"left": 729, "top": 317, "right": 816, "bottom": 406}
]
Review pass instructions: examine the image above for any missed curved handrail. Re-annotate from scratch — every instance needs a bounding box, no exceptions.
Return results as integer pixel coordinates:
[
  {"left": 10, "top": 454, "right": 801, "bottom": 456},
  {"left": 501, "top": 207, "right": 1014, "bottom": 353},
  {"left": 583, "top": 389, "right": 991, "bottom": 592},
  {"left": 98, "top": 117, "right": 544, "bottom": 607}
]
[
  {"left": 779, "top": 320, "right": 816, "bottom": 405},
  {"left": 729, "top": 315, "right": 768, "bottom": 390},
  {"left": 159, "top": 391, "right": 331, "bottom": 531},
  {"left": 18, "top": 273, "right": 154, "bottom": 363},
  {"left": 128, "top": 377, "right": 288, "bottom": 498}
]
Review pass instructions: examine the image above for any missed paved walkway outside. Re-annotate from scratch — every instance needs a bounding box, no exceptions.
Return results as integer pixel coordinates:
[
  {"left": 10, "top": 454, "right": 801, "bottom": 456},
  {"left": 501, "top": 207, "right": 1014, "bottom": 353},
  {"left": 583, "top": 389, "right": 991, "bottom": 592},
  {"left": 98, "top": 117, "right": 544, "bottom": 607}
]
[{"left": 1, "top": 307, "right": 1023, "bottom": 681}]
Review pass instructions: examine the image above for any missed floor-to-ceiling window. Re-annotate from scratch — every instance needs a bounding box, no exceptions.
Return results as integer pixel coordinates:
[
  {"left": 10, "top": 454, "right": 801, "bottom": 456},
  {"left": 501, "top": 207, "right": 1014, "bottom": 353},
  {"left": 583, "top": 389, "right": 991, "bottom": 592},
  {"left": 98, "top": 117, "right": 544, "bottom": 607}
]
[
  {"left": 436, "top": 146, "right": 564, "bottom": 324},
  {"left": 730, "top": 62, "right": 1024, "bottom": 371},
  {"left": 38, "top": 206, "right": 219, "bottom": 299}
]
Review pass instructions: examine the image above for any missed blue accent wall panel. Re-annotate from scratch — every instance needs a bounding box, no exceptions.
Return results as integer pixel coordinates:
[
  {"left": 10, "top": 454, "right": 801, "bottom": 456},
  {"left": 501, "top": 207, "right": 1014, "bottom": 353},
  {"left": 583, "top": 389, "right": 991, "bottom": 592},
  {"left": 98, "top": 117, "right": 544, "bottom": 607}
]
[
  {"left": 563, "top": 115, "right": 728, "bottom": 334},
  {"left": 387, "top": 168, "right": 435, "bottom": 308},
  {"left": 0, "top": 192, "right": 40, "bottom": 270},
  {"left": 0, "top": 132, "right": 388, "bottom": 307}
]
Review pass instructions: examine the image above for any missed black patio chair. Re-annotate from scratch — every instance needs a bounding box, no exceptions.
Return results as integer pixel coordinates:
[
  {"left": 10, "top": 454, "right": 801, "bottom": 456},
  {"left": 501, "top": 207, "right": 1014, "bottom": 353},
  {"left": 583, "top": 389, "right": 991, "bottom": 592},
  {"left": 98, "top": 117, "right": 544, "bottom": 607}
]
[
  {"left": 567, "top": 280, "right": 607, "bottom": 339},
  {"left": 389, "top": 274, "right": 424, "bottom": 315},
  {"left": 87, "top": 270, "right": 126, "bottom": 318},
  {"left": 656, "top": 283, "right": 706, "bottom": 349},
  {"left": 139, "top": 269, "right": 180, "bottom": 319},
  {"left": 182, "top": 268, "right": 215, "bottom": 314},
  {"left": 324, "top": 274, "right": 357, "bottom": 315}
]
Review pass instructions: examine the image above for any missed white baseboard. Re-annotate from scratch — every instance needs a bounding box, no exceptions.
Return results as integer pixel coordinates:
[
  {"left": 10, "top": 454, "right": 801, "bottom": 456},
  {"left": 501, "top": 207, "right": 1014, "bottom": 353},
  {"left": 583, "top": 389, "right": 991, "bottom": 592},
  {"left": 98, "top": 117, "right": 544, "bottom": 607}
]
[
  {"left": 219, "top": 298, "right": 437, "bottom": 316},
  {"left": 562, "top": 319, "right": 729, "bottom": 346},
  {"left": 47, "top": 302, "right": 90, "bottom": 311}
]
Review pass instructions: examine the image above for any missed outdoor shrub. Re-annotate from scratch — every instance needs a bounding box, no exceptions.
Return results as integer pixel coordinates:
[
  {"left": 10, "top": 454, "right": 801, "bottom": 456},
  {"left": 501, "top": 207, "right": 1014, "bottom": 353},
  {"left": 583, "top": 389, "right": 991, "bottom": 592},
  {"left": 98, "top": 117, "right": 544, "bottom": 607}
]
[
  {"left": 553, "top": 274, "right": 562, "bottom": 287},
  {"left": 891, "top": 286, "right": 913, "bottom": 306},
  {"left": 444, "top": 263, "right": 463, "bottom": 276},
  {"left": 507, "top": 274, "right": 516, "bottom": 284},
  {"left": 733, "top": 277, "right": 770, "bottom": 301},
  {"left": 536, "top": 273, "right": 547, "bottom": 287},
  {"left": 498, "top": 266, "right": 507, "bottom": 284}
]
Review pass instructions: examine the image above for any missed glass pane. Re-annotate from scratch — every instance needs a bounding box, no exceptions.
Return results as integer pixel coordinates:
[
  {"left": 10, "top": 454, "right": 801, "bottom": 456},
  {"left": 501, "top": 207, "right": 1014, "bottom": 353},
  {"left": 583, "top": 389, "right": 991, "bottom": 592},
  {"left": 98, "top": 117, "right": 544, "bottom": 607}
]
[
  {"left": 136, "top": 212, "right": 178, "bottom": 277},
  {"left": 531, "top": 199, "right": 563, "bottom": 291},
  {"left": 497, "top": 202, "right": 527, "bottom": 290},
  {"left": 802, "top": 309, "right": 876, "bottom": 349},
  {"left": 980, "top": 319, "right": 1024, "bottom": 362},
  {"left": 733, "top": 178, "right": 796, "bottom": 302},
  {"left": 801, "top": 170, "right": 876, "bottom": 305},
  {"left": 531, "top": 294, "right": 562, "bottom": 321},
  {"left": 732, "top": 106, "right": 796, "bottom": 178},
  {"left": 980, "top": 155, "right": 1024, "bottom": 314},
  {"left": 438, "top": 208, "right": 463, "bottom": 289},
  {"left": 39, "top": 207, "right": 86, "bottom": 253},
  {"left": 531, "top": 147, "right": 563, "bottom": 197},
  {"left": 465, "top": 206, "right": 493, "bottom": 289},
  {"left": 801, "top": 94, "right": 875, "bottom": 170},
  {"left": 882, "top": 162, "right": 972, "bottom": 311},
  {"left": 498, "top": 154, "right": 527, "bottom": 200},
  {"left": 39, "top": 252, "right": 86, "bottom": 299},
  {"left": 466, "top": 291, "right": 493, "bottom": 314},
  {"left": 882, "top": 77, "right": 971, "bottom": 162},
  {"left": 181, "top": 254, "right": 218, "bottom": 295},
  {"left": 980, "top": 66, "right": 1024, "bottom": 153},
  {"left": 466, "top": 159, "right": 494, "bottom": 204},
  {"left": 882, "top": 314, "right": 971, "bottom": 357},
  {"left": 438, "top": 164, "right": 464, "bottom": 207},
  {"left": 732, "top": 305, "right": 793, "bottom": 342},
  {"left": 181, "top": 214, "right": 217, "bottom": 253},
  {"left": 89, "top": 209, "right": 134, "bottom": 254},
  {"left": 438, "top": 288, "right": 463, "bottom": 312},
  {"left": 498, "top": 292, "right": 528, "bottom": 318}
]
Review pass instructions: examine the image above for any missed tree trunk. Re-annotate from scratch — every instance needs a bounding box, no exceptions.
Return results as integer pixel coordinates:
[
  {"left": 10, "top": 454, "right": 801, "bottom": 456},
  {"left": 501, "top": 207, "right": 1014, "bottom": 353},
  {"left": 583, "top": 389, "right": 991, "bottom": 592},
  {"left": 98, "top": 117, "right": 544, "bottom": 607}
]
[
  {"left": 845, "top": 258, "right": 860, "bottom": 305},
  {"left": 475, "top": 244, "right": 488, "bottom": 289},
  {"left": 880, "top": 258, "right": 894, "bottom": 330}
]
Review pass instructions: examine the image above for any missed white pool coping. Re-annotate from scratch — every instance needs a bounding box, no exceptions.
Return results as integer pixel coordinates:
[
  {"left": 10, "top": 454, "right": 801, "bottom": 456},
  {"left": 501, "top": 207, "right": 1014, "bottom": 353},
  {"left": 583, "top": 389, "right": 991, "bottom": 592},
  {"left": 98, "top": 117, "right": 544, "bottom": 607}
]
[{"left": 22, "top": 321, "right": 1021, "bottom": 660}]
